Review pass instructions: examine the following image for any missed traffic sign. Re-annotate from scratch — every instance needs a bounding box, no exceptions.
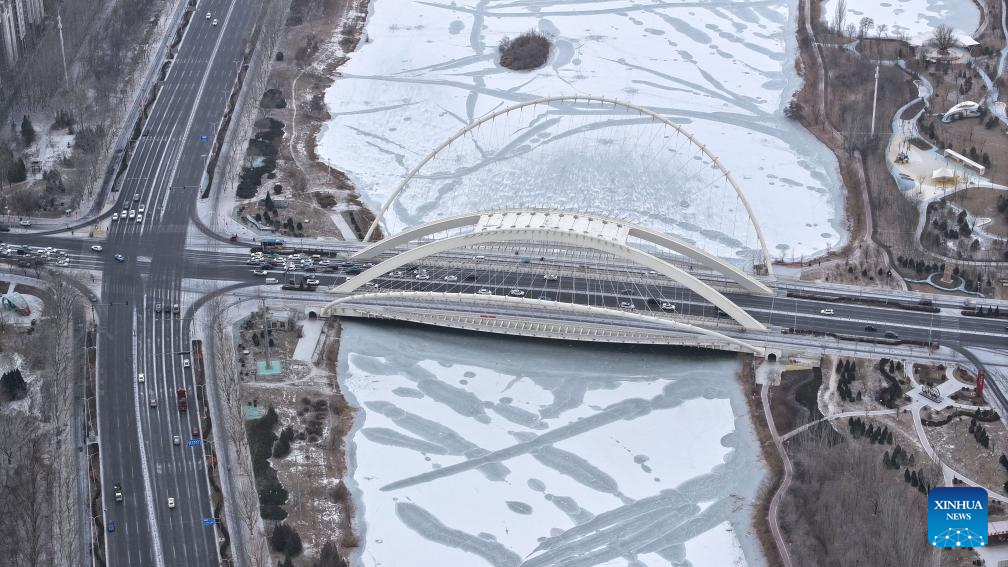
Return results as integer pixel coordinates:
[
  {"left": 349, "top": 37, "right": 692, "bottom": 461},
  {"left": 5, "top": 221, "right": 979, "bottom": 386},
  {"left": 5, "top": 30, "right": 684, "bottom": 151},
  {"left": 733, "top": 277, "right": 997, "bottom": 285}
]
[
  {"left": 200, "top": 135, "right": 209, "bottom": 141},
  {"left": 187, "top": 439, "right": 202, "bottom": 447},
  {"left": 202, "top": 517, "right": 215, "bottom": 526}
]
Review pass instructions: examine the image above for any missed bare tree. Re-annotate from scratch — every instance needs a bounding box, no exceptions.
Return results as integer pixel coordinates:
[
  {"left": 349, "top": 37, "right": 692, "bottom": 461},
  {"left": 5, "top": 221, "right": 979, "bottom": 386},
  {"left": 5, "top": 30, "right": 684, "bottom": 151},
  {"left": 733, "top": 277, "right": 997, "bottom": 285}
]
[
  {"left": 876, "top": 24, "right": 888, "bottom": 39},
  {"left": 858, "top": 16, "right": 875, "bottom": 40},
  {"left": 833, "top": 0, "right": 847, "bottom": 35},
  {"left": 931, "top": 24, "right": 958, "bottom": 54}
]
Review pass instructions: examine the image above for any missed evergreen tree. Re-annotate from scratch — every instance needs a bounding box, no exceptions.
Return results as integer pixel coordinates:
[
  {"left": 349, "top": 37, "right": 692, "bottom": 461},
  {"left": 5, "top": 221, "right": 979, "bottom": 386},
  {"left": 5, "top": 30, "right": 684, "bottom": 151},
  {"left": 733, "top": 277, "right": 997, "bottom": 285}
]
[
  {"left": 905, "top": 468, "right": 911, "bottom": 483},
  {"left": 20, "top": 115, "right": 35, "bottom": 145},
  {"left": 0, "top": 368, "right": 27, "bottom": 400},
  {"left": 886, "top": 431, "right": 893, "bottom": 445},
  {"left": 6, "top": 157, "right": 26, "bottom": 183},
  {"left": 911, "top": 471, "right": 919, "bottom": 487},
  {"left": 315, "top": 541, "right": 348, "bottom": 567},
  {"left": 883, "top": 450, "right": 891, "bottom": 467}
]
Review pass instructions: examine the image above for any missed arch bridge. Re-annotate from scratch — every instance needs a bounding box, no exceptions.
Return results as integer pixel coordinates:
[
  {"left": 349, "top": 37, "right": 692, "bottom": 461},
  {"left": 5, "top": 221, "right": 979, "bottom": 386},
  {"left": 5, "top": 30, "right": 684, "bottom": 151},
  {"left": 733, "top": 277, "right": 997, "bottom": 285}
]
[
  {"left": 323, "top": 95, "right": 776, "bottom": 356},
  {"left": 323, "top": 208, "right": 774, "bottom": 355}
]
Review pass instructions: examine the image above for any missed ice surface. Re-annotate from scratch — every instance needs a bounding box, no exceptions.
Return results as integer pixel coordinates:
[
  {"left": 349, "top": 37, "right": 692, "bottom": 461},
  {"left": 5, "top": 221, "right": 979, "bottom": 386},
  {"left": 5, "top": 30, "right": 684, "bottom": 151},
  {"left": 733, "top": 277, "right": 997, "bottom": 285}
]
[
  {"left": 318, "top": 0, "right": 849, "bottom": 259},
  {"left": 338, "top": 322, "right": 766, "bottom": 567},
  {"left": 820, "top": 0, "right": 978, "bottom": 43}
]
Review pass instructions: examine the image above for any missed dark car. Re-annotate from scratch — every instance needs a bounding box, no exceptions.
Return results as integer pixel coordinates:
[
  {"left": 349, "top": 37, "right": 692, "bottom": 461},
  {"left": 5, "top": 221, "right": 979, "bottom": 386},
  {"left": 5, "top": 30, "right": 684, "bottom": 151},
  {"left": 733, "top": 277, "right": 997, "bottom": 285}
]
[
  {"left": 345, "top": 268, "right": 362, "bottom": 275},
  {"left": 0, "top": 224, "right": 10, "bottom": 232},
  {"left": 154, "top": 303, "right": 163, "bottom": 313},
  {"left": 191, "top": 426, "right": 200, "bottom": 438},
  {"left": 884, "top": 331, "right": 899, "bottom": 339},
  {"left": 304, "top": 266, "right": 317, "bottom": 272},
  {"left": 107, "top": 519, "right": 116, "bottom": 533},
  {"left": 864, "top": 325, "right": 876, "bottom": 332}
]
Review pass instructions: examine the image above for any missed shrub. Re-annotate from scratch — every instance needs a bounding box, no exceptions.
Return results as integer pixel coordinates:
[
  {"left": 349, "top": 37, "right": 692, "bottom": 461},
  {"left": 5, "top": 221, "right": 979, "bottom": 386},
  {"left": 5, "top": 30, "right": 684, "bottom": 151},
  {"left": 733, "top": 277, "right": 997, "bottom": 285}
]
[
  {"left": 270, "top": 523, "right": 303, "bottom": 557},
  {"left": 499, "top": 29, "right": 551, "bottom": 70},
  {"left": 1, "top": 369, "right": 27, "bottom": 401}
]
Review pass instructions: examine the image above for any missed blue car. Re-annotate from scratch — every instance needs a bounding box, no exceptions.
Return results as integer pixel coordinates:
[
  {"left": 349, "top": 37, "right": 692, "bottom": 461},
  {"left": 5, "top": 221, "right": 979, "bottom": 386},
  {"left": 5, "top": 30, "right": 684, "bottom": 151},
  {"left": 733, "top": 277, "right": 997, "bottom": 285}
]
[
  {"left": 107, "top": 519, "right": 116, "bottom": 533},
  {"left": 114, "top": 254, "right": 126, "bottom": 262}
]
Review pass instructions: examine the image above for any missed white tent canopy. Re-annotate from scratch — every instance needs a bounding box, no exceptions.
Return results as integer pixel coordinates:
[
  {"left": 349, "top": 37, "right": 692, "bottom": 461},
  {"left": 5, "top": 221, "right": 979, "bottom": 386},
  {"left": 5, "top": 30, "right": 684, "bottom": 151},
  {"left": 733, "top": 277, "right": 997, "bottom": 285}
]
[{"left": 932, "top": 167, "right": 956, "bottom": 180}]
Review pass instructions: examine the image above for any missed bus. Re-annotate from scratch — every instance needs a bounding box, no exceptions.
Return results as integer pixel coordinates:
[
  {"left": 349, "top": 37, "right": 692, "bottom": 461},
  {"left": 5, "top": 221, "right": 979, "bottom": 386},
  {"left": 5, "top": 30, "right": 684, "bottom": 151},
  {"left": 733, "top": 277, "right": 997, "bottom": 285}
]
[{"left": 261, "top": 238, "right": 285, "bottom": 252}]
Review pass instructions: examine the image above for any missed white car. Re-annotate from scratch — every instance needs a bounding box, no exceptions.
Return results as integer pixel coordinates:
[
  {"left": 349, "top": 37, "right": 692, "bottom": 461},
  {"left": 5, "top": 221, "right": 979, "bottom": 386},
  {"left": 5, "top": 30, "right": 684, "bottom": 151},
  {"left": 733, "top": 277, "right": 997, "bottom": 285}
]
[
  {"left": 91, "top": 245, "right": 103, "bottom": 252},
  {"left": 365, "top": 282, "right": 380, "bottom": 289},
  {"left": 19, "top": 219, "right": 31, "bottom": 227},
  {"left": 390, "top": 271, "right": 404, "bottom": 277},
  {"left": 182, "top": 359, "right": 191, "bottom": 368},
  {"left": 121, "top": 209, "right": 127, "bottom": 217},
  {"left": 819, "top": 309, "right": 835, "bottom": 315},
  {"left": 137, "top": 373, "right": 144, "bottom": 383},
  {"left": 660, "top": 302, "right": 676, "bottom": 312},
  {"left": 136, "top": 214, "right": 143, "bottom": 223},
  {"left": 111, "top": 213, "right": 119, "bottom": 221},
  {"left": 620, "top": 301, "right": 636, "bottom": 310},
  {"left": 251, "top": 269, "right": 268, "bottom": 276},
  {"left": 509, "top": 289, "right": 526, "bottom": 297},
  {"left": 473, "top": 255, "right": 485, "bottom": 262},
  {"left": 212, "top": 18, "right": 218, "bottom": 26},
  {"left": 415, "top": 273, "right": 430, "bottom": 280},
  {"left": 138, "top": 205, "right": 145, "bottom": 214},
  {"left": 477, "top": 288, "right": 493, "bottom": 295},
  {"left": 543, "top": 274, "right": 559, "bottom": 281},
  {"left": 305, "top": 278, "right": 320, "bottom": 286},
  {"left": 444, "top": 275, "right": 458, "bottom": 282},
  {"left": 173, "top": 435, "right": 181, "bottom": 446},
  {"left": 205, "top": 11, "right": 211, "bottom": 19},
  {"left": 167, "top": 497, "right": 176, "bottom": 509},
  {"left": 128, "top": 210, "right": 136, "bottom": 219},
  {"left": 149, "top": 398, "right": 158, "bottom": 408}
]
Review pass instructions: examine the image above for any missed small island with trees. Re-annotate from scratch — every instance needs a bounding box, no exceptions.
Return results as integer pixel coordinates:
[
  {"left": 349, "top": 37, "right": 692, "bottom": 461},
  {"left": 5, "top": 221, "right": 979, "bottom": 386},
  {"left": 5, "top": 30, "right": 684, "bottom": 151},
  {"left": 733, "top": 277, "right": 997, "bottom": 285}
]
[{"left": 499, "top": 30, "right": 552, "bottom": 71}]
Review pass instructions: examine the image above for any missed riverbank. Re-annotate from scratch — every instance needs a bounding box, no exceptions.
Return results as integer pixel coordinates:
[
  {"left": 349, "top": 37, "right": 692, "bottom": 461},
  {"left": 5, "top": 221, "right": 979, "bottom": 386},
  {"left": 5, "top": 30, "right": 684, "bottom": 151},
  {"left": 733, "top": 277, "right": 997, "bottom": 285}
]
[{"left": 737, "top": 355, "right": 786, "bottom": 567}]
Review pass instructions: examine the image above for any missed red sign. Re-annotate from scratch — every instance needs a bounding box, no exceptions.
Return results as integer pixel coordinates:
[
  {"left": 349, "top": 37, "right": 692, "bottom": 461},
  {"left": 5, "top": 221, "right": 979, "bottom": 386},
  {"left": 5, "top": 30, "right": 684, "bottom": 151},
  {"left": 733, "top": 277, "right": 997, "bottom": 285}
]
[{"left": 977, "top": 369, "right": 986, "bottom": 398}]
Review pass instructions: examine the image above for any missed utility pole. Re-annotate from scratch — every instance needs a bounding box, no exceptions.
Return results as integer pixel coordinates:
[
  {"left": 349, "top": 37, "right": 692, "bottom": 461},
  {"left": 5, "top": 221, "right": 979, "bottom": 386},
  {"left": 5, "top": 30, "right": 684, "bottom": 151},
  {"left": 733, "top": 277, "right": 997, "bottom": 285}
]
[
  {"left": 57, "top": 8, "right": 69, "bottom": 85},
  {"left": 870, "top": 65, "right": 880, "bottom": 137}
]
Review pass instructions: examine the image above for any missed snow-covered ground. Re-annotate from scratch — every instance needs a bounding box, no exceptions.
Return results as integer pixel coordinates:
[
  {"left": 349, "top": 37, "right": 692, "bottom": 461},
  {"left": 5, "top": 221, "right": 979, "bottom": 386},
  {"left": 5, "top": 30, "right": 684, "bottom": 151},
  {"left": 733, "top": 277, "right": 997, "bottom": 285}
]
[
  {"left": 338, "top": 322, "right": 767, "bottom": 567},
  {"left": 820, "top": 0, "right": 979, "bottom": 43},
  {"left": 318, "top": 0, "right": 848, "bottom": 260}
]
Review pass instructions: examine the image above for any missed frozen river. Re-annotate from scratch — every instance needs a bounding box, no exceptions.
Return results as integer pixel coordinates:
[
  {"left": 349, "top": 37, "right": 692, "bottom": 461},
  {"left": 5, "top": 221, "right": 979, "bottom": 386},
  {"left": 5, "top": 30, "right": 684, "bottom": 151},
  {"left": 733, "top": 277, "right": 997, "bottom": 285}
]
[
  {"left": 318, "top": 0, "right": 849, "bottom": 260},
  {"left": 337, "top": 322, "right": 767, "bottom": 567}
]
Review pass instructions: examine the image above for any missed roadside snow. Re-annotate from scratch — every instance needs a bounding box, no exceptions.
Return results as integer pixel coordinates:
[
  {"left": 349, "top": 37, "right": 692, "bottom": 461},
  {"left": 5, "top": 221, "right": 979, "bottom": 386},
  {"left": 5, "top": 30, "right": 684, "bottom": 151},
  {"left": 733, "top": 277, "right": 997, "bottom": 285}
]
[
  {"left": 338, "top": 323, "right": 766, "bottom": 567},
  {"left": 318, "top": 0, "right": 848, "bottom": 259}
]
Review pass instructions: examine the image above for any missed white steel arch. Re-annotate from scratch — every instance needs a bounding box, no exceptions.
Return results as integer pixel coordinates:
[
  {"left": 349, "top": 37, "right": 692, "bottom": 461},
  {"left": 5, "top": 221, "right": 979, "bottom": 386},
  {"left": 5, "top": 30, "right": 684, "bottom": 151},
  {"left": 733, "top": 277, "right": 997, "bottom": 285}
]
[
  {"left": 352, "top": 209, "right": 773, "bottom": 295},
  {"left": 335, "top": 228, "right": 767, "bottom": 331},
  {"left": 362, "top": 94, "right": 775, "bottom": 276},
  {"left": 322, "top": 291, "right": 765, "bottom": 355}
]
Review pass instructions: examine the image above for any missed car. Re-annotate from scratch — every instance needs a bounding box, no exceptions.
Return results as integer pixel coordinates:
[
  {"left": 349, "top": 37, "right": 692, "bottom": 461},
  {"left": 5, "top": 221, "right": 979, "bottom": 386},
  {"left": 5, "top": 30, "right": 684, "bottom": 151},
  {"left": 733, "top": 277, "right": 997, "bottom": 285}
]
[
  {"left": 172, "top": 304, "right": 180, "bottom": 314},
  {"left": 111, "top": 213, "right": 119, "bottom": 221},
  {"left": 305, "top": 278, "right": 320, "bottom": 286},
  {"left": 518, "top": 258, "right": 531, "bottom": 264},
  {"left": 173, "top": 435, "right": 181, "bottom": 445},
  {"left": 167, "top": 497, "right": 176, "bottom": 509},
  {"left": 114, "top": 254, "right": 126, "bottom": 262},
  {"left": 138, "top": 205, "right": 145, "bottom": 214},
  {"left": 128, "top": 210, "right": 135, "bottom": 219},
  {"left": 415, "top": 273, "right": 430, "bottom": 280},
  {"left": 133, "top": 194, "right": 141, "bottom": 202},
  {"left": 205, "top": 11, "right": 211, "bottom": 18},
  {"left": 444, "top": 275, "right": 458, "bottom": 281},
  {"left": 107, "top": 519, "right": 116, "bottom": 533},
  {"left": 154, "top": 303, "right": 162, "bottom": 313},
  {"left": 113, "top": 483, "right": 123, "bottom": 502},
  {"left": 136, "top": 214, "right": 143, "bottom": 223},
  {"left": 620, "top": 301, "right": 636, "bottom": 310},
  {"left": 365, "top": 282, "right": 380, "bottom": 289},
  {"left": 819, "top": 309, "right": 834, "bottom": 315},
  {"left": 246, "top": 258, "right": 260, "bottom": 265},
  {"left": 473, "top": 255, "right": 485, "bottom": 261},
  {"left": 252, "top": 269, "right": 268, "bottom": 276},
  {"left": 317, "top": 260, "right": 330, "bottom": 267},
  {"left": 620, "top": 288, "right": 634, "bottom": 295},
  {"left": 538, "top": 295, "right": 555, "bottom": 301},
  {"left": 390, "top": 271, "right": 405, "bottom": 277},
  {"left": 660, "top": 302, "right": 676, "bottom": 312},
  {"left": 543, "top": 274, "right": 559, "bottom": 281},
  {"left": 149, "top": 398, "right": 157, "bottom": 408},
  {"left": 864, "top": 325, "right": 877, "bottom": 332},
  {"left": 260, "top": 263, "right": 272, "bottom": 270},
  {"left": 508, "top": 289, "right": 526, "bottom": 297},
  {"left": 19, "top": 219, "right": 31, "bottom": 227},
  {"left": 884, "top": 331, "right": 899, "bottom": 339},
  {"left": 304, "top": 266, "right": 317, "bottom": 273},
  {"left": 91, "top": 245, "right": 103, "bottom": 252},
  {"left": 137, "top": 373, "right": 144, "bottom": 383},
  {"left": 212, "top": 18, "right": 218, "bottom": 26},
  {"left": 191, "top": 426, "right": 200, "bottom": 438},
  {"left": 182, "top": 359, "right": 191, "bottom": 368},
  {"left": 477, "top": 288, "right": 493, "bottom": 295}
]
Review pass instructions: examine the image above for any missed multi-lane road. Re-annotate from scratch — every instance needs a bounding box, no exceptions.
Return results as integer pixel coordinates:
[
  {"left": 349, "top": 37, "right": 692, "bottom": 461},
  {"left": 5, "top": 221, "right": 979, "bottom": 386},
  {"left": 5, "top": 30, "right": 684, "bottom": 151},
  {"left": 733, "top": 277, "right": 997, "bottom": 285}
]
[{"left": 83, "top": 1, "right": 261, "bottom": 565}]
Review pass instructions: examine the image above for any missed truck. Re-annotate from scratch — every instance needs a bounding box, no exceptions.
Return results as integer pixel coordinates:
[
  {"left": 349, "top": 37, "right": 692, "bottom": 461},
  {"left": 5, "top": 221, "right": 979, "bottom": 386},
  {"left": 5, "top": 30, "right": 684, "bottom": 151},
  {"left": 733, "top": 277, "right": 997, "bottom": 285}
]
[
  {"left": 113, "top": 483, "right": 123, "bottom": 502},
  {"left": 176, "top": 388, "right": 187, "bottom": 412}
]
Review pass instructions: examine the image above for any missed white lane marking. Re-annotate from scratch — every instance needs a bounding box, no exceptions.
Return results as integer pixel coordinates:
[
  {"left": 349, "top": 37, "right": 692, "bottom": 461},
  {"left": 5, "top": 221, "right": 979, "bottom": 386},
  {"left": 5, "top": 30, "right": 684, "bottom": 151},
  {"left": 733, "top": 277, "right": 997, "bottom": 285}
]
[{"left": 133, "top": 306, "right": 166, "bottom": 567}]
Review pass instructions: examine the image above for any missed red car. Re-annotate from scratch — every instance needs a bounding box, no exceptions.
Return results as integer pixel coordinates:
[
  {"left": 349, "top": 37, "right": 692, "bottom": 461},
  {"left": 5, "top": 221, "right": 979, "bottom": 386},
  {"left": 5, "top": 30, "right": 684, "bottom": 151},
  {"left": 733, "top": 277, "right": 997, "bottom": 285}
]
[{"left": 192, "top": 426, "right": 200, "bottom": 438}]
